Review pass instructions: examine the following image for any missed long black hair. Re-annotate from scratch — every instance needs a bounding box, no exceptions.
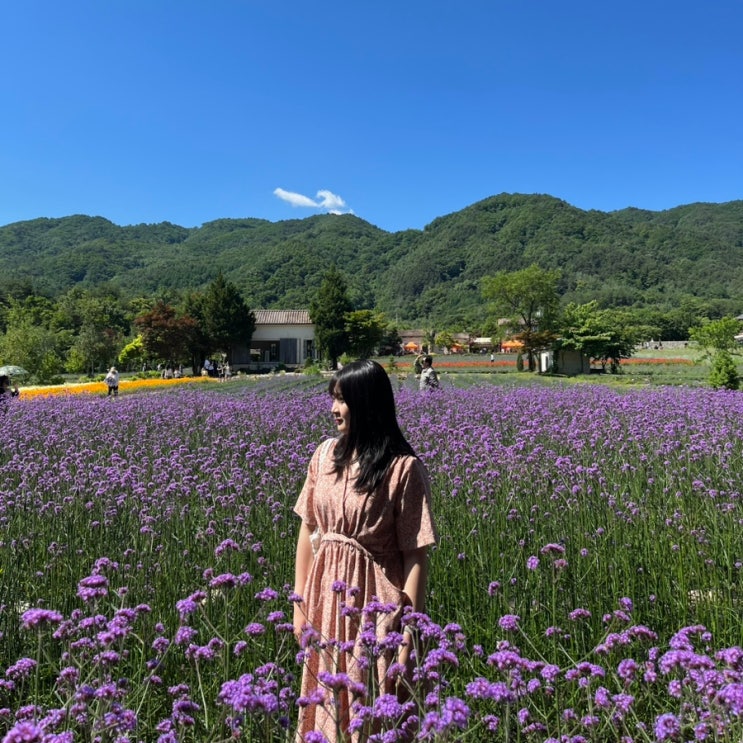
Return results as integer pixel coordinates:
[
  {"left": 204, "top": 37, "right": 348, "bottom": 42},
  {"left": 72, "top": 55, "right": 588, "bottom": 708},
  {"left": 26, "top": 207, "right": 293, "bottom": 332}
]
[{"left": 329, "top": 359, "right": 415, "bottom": 493}]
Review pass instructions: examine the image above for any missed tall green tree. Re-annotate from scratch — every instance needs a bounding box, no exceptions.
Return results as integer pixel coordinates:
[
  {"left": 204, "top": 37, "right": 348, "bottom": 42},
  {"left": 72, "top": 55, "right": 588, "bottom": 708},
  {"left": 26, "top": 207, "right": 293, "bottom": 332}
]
[
  {"left": 118, "top": 335, "right": 147, "bottom": 370},
  {"left": 482, "top": 264, "right": 561, "bottom": 371},
  {"left": 0, "top": 301, "right": 65, "bottom": 382},
  {"left": 67, "top": 322, "right": 120, "bottom": 375},
  {"left": 180, "top": 291, "right": 213, "bottom": 371},
  {"left": 310, "top": 267, "right": 352, "bottom": 369},
  {"left": 345, "top": 310, "right": 387, "bottom": 359},
  {"left": 200, "top": 273, "right": 255, "bottom": 362}
]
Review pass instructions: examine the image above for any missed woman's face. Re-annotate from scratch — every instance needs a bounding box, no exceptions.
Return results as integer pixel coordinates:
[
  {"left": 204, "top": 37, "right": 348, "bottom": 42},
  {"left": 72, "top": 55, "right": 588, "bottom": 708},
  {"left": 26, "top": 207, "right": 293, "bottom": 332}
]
[{"left": 330, "top": 385, "right": 351, "bottom": 435}]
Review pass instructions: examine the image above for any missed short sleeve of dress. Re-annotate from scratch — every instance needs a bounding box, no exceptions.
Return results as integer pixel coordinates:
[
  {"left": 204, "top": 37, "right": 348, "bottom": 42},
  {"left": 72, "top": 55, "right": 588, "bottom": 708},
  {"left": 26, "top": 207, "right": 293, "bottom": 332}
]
[
  {"left": 395, "top": 457, "right": 438, "bottom": 552},
  {"left": 293, "top": 442, "right": 322, "bottom": 530},
  {"left": 294, "top": 439, "right": 336, "bottom": 530}
]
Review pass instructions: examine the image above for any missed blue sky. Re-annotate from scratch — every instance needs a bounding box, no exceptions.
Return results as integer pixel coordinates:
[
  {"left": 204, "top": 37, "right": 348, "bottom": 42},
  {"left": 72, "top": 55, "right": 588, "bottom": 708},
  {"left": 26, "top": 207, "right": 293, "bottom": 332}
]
[{"left": 1, "top": 1, "right": 741, "bottom": 233}]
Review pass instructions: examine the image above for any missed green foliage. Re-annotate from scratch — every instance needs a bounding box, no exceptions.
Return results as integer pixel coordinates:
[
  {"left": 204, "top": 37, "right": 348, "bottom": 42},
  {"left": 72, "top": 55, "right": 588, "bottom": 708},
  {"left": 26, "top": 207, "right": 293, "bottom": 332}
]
[
  {"left": 1, "top": 197, "right": 742, "bottom": 333},
  {"left": 310, "top": 267, "right": 352, "bottom": 367},
  {"left": 378, "top": 325, "right": 402, "bottom": 356},
  {"left": 558, "top": 301, "right": 637, "bottom": 364},
  {"left": 67, "top": 321, "right": 120, "bottom": 375},
  {"left": 482, "top": 264, "right": 561, "bottom": 369},
  {"left": 200, "top": 273, "right": 256, "bottom": 357},
  {"left": 345, "top": 309, "right": 387, "bottom": 358},
  {"left": 0, "top": 319, "right": 65, "bottom": 383},
  {"left": 118, "top": 335, "right": 146, "bottom": 369},
  {"left": 133, "top": 300, "right": 199, "bottom": 365},
  {"left": 434, "top": 330, "right": 456, "bottom": 352},
  {"left": 689, "top": 316, "right": 742, "bottom": 355},
  {"left": 709, "top": 350, "right": 740, "bottom": 390}
]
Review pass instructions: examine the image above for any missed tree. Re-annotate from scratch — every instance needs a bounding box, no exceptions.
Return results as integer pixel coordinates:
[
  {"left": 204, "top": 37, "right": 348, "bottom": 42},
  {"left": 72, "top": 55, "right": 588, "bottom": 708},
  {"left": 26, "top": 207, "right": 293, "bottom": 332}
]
[
  {"left": 434, "top": 330, "right": 456, "bottom": 353},
  {"left": 689, "top": 317, "right": 742, "bottom": 390},
  {"left": 345, "top": 310, "right": 387, "bottom": 359},
  {"left": 118, "top": 335, "right": 146, "bottom": 370},
  {"left": 557, "top": 302, "right": 637, "bottom": 372},
  {"left": 134, "top": 300, "right": 199, "bottom": 366},
  {"left": 200, "top": 273, "right": 255, "bottom": 361},
  {"left": 310, "top": 267, "right": 352, "bottom": 369},
  {"left": 180, "top": 292, "right": 213, "bottom": 372},
  {"left": 0, "top": 304, "right": 65, "bottom": 383},
  {"left": 482, "top": 264, "right": 561, "bottom": 371},
  {"left": 67, "top": 321, "right": 120, "bottom": 375},
  {"left": 53, "top": 288, "right": 130, "bottom": 374},
  {"left": 688, "top": 317, "right": 741, "bottom": 355},
  {"left": 378, "top": 325, "right": 402, "bottom": 357}
]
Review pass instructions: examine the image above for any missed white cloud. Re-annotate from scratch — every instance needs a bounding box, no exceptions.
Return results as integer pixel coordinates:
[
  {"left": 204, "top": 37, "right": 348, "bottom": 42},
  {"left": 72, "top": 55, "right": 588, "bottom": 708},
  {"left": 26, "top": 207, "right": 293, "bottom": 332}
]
[
  {"left": 273, "top": 187, "right": 353, "bottom": 215},
  {"left": 316, "top": 190, "right": 347, "bottom": 211},
  {"left": 273, "top": 188, "right": 319, "bottom": 208}
]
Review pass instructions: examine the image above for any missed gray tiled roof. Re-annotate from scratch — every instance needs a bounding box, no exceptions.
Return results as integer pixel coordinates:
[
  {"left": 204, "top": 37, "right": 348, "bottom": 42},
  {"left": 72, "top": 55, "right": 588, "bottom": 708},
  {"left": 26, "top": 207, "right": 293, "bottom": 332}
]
[{"left": 254, "top": 309, "right": 312, "bottom": 325}]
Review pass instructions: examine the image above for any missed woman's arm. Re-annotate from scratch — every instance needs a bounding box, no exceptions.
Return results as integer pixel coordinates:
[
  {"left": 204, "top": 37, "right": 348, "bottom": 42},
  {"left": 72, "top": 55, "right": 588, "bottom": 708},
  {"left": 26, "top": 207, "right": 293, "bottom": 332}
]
[
  {"left": 293, "top": 521, "right": 314, "bottom": 641},
  {"left": 398, "top": 546, "right": 429, "bottom": 670},
  {"left": 401, "top": 546, "right": 429, "bottom": 612}
]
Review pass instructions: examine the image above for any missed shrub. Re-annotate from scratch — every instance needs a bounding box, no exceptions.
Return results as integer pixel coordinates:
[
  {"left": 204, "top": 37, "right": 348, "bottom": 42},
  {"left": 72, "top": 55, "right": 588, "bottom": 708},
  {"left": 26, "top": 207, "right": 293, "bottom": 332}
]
[{"left": 709, "top": 349, "right": 740, "bottom": 390}]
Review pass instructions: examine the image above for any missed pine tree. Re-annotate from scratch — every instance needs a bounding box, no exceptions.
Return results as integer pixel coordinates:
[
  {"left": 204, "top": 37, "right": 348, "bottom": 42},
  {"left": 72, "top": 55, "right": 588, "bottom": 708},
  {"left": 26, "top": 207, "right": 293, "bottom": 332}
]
[
  {"left": 201, "top": 273, "right": 256, "bottom": 360},
  {"left": 310, "top": 267, "right": 352, "bottom": 369}
]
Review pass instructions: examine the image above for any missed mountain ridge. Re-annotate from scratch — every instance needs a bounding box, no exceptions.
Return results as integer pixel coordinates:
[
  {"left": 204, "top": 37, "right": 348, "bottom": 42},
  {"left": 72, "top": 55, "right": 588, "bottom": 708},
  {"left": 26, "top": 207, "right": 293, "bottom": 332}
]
[{"left": 2, "top": 193, "right": 741, "bottom": 327}]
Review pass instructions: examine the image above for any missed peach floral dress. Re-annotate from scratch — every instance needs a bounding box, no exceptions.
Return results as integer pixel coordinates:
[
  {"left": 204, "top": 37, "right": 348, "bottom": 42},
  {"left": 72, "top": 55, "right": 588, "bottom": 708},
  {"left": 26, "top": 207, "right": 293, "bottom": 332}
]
[{"left": 293, "top": 438, "right": 437, "bottom": 742}]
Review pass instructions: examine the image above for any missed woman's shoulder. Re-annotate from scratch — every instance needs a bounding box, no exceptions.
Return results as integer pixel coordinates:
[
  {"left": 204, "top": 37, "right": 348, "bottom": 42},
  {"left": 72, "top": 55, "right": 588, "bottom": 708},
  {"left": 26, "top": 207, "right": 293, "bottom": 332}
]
[
  {"left": 390, "top": 452, "right": 428, "bottom": 478},
  {"left": 311, "top": 437, "right": 338, "bottom": 465}
]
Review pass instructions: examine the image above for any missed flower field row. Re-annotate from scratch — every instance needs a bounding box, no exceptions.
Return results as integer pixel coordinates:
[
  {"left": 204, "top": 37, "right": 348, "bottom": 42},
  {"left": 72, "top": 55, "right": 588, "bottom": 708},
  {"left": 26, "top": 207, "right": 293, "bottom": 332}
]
[
  {"left": 1, "top": 382, "right": 742, "bottom": 741},
  {"left": 17, "top": 375, "right": 218, "bottom": 399},
  {"left": 423, "top": 359, "right": 517, "bottom": 368},
  {"left": 618, "top": 358, "right": 694, "bottom": 366},
  {"left": 408, "top": 357, "right": 693, "bottom": 371}
]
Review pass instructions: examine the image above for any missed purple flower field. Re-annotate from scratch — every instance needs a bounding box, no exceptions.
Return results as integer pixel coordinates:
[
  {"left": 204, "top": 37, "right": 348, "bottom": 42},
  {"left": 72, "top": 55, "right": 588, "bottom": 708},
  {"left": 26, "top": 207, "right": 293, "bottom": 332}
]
[{"left": 1, "top": 381, "right": 742, "bottom": 742}]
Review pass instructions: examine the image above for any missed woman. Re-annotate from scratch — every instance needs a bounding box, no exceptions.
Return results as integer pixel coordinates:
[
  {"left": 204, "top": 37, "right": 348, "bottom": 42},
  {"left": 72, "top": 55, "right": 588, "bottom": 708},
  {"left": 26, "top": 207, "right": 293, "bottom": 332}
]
[{"left": 293, "top": 359, "right": 437, "bottom": 741}]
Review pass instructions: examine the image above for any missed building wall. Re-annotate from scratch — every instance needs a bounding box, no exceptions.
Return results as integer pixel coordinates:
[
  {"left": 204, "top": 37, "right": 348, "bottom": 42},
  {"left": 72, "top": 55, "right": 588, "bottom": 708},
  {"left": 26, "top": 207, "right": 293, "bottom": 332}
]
[
  {"left": 540, "top": 349, "right": 590, "bottom": 375},
  {"left": 231, "top": 323, "right": 315, "bottom": 368}
]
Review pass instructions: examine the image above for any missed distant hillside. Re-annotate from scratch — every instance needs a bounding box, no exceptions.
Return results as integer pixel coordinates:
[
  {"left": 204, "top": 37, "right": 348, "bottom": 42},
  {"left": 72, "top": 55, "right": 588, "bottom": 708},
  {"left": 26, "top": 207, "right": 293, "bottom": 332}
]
[{"left": 1, "top": 194, "right": 742, "bottom": 326}]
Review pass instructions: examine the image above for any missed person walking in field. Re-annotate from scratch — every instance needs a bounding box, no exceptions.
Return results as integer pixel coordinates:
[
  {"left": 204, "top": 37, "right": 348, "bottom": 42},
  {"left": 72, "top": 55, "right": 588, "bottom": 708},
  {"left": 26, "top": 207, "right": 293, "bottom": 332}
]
[
  {"left": 292, "top": 359, "right": 437, "bottom": 741},
  {"left": 104, "top": 367, "right": 119, "bottom": 397},
  {"left": 418, "top": 355, "right": 439, "bottom": 391}
]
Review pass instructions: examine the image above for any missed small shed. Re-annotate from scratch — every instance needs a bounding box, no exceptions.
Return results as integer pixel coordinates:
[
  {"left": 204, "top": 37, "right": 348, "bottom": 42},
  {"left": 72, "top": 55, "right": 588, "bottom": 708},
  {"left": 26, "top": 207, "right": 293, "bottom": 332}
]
[{"left": 540, "top": 349, "right": 591, "bottom": 375}]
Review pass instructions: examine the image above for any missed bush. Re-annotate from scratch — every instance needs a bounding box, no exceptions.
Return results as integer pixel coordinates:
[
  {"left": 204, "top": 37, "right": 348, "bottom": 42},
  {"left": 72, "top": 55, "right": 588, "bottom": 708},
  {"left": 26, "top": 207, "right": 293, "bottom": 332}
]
[{"left": 709, "top": 350, "right": 740, "bottom": 390}]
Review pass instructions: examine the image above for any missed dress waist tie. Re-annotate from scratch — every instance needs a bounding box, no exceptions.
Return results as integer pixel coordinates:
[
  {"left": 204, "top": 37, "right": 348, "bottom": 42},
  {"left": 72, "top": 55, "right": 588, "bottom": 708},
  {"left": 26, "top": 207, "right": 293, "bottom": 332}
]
[{"left": 319, "top": 532, "right": 397, "bottom": 561}]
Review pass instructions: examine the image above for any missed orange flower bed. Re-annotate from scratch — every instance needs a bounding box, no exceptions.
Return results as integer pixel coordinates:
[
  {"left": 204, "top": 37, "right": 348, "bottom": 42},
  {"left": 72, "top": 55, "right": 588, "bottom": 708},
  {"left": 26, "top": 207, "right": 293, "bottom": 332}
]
[{"left": 19, "top": 376, "right": 218, "bottom": 399}]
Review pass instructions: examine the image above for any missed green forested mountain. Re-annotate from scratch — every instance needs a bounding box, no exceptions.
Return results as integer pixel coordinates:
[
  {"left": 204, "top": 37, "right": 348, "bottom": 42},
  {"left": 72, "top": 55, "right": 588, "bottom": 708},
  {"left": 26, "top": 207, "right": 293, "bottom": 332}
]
[{"left": 1, "top": 194, "right": 742, "bottom": 328}]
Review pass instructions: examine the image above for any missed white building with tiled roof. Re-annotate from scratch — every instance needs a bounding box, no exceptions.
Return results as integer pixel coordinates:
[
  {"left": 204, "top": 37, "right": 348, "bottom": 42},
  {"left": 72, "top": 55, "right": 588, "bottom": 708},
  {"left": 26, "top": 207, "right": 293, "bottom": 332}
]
[{"left": 231, "top": 309, "right": 315, "bottom": 370}]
